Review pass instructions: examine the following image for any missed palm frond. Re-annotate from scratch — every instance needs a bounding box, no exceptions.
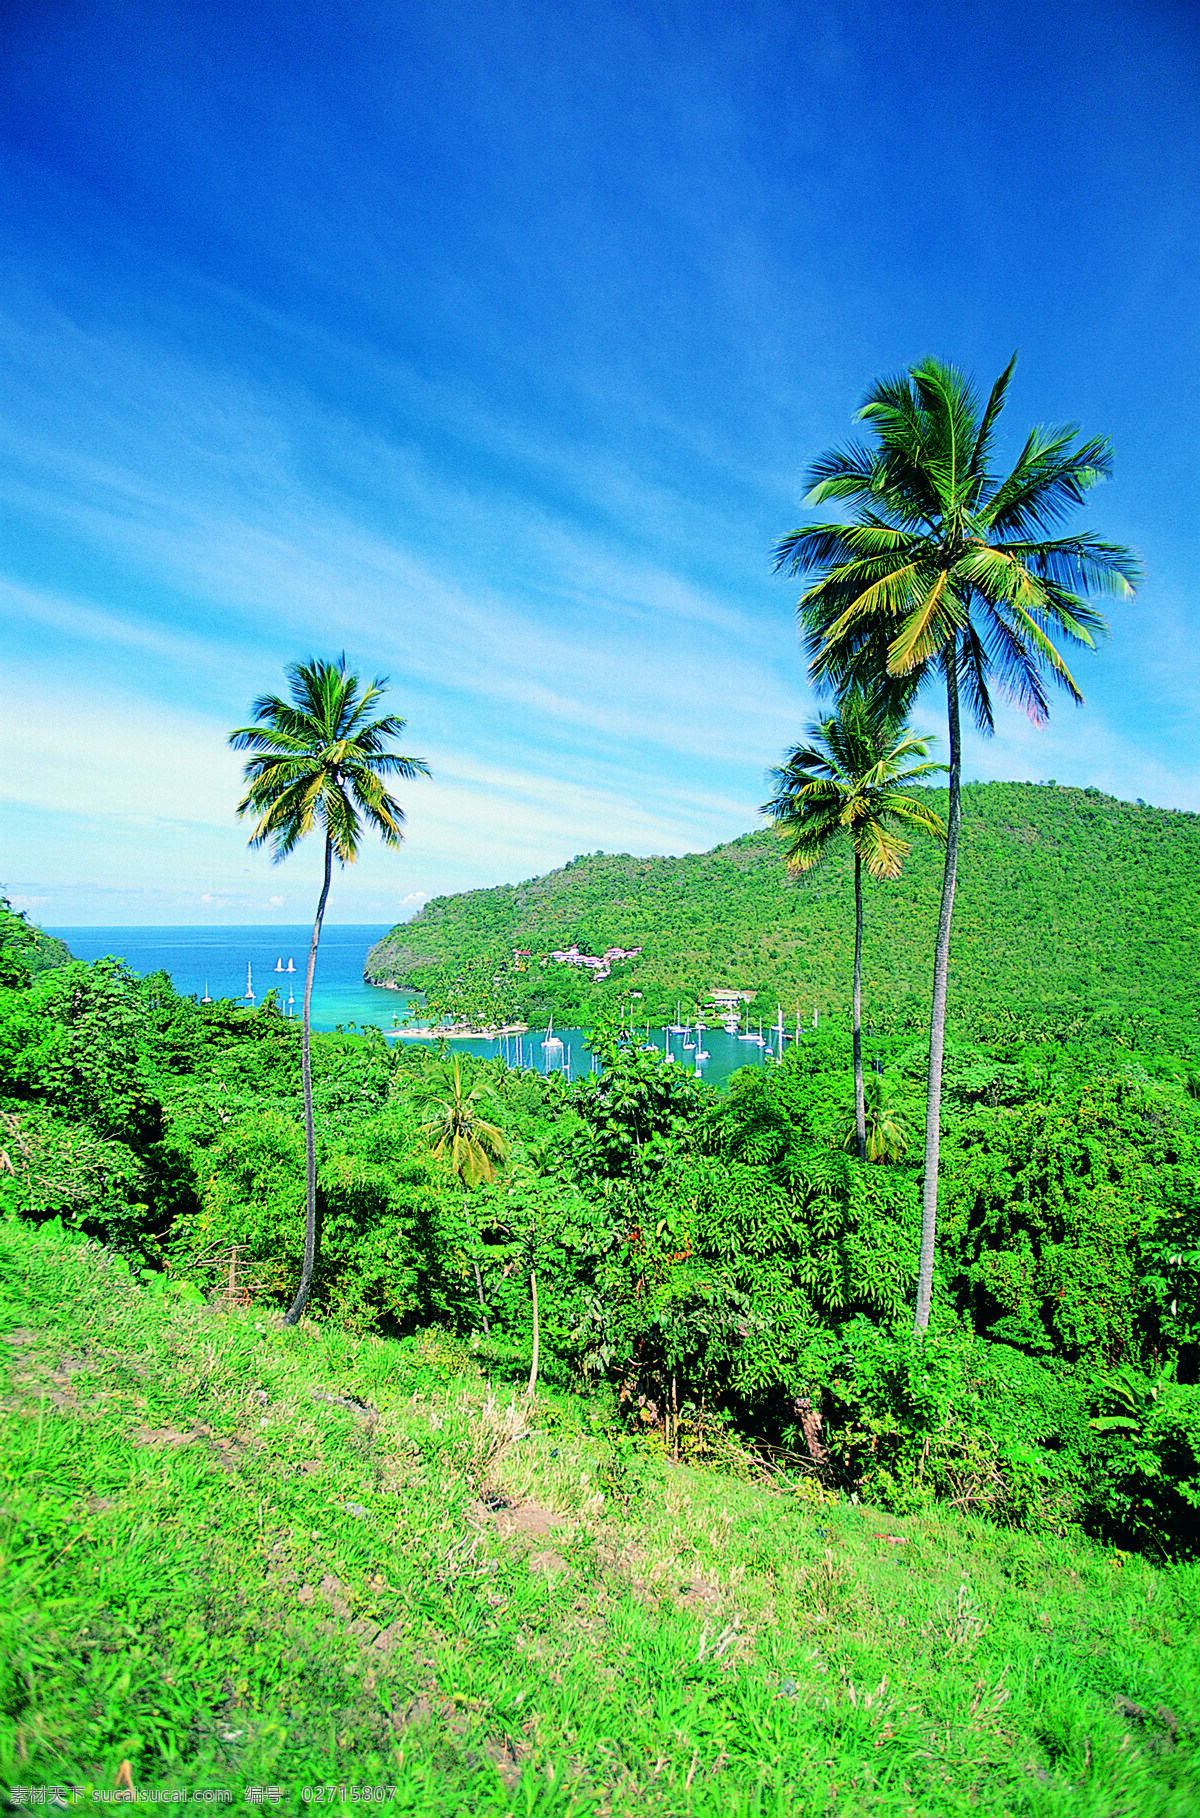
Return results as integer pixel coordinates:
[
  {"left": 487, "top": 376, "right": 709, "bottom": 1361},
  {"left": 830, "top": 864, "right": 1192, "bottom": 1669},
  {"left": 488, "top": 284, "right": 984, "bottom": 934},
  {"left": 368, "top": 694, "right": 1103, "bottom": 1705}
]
[
  {"left": 981, "top": 430, "right": 1114, "bottom": 538},
  {"left": 999, "top": 533, "right": 1138, "bottom": 601},
  {"left": 967, "top": 351, "right": 1018, "bottom": 497},
  {"left": 969, "top": 609, "right": 1056, "bottom": 722},
  {"left": 855, "top": 817, "right": 910, "bottom": 881},
  {"left": 885, "top": 571, "right": 963, "bottom": 675},
  {"left": 774, "top": 519, "right": 916, "bottom": 576},
  {"left": 801, "top": 440, "right": 880, "bottom": 507},
  {"left": 877, "top": 790, "right": 947, "bottom": 841},
  {"left": 908, "top": 357, "right": 980, "bottom": 509},
  {"left": 808, "top": 559, "right": 934, "bottom": 680},
  {"left": 957, "top": 622, "right": 996, "bottom": 735}
]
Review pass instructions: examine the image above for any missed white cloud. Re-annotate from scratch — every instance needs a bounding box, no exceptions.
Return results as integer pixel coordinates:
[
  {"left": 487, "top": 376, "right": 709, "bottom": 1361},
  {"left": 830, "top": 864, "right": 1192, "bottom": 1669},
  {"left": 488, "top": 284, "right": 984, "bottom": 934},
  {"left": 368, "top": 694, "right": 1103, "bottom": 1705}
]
[
  {"left": 0, "top": 303, "right": 811, "bottom": 769},
  {"left": 0, "top": 668, "right": 243, "bottom": 827}
]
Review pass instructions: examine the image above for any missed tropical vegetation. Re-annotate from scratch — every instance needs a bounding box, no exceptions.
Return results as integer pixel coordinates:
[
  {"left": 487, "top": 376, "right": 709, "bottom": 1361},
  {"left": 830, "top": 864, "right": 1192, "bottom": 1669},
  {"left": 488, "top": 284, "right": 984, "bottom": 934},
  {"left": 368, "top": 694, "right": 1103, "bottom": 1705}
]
[
  {"left": 8, "top": 1208, "right": 1200, "bottom": 1812},
  {"left": 3, "top": 906, "right": 1198, "bottom": 1561}
]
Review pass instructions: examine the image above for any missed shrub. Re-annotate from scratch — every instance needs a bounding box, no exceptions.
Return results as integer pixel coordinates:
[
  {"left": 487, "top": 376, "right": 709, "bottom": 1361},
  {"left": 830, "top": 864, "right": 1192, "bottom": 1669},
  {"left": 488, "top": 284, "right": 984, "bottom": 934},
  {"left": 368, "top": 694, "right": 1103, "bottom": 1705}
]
[
  {"left": 798, "top": 1322, "right": 1088, "bottom": 1528},
  {"left": 1081, "top": 1371, "right": 1200, "bottom": 1558}
]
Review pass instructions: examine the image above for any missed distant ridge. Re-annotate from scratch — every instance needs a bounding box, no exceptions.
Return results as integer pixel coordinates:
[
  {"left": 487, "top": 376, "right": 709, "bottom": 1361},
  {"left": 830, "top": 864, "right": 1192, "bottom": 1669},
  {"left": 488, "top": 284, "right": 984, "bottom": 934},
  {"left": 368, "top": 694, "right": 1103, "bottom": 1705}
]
[{"left": 365, "top": 783, "right": 1200, "bottom": 1049}]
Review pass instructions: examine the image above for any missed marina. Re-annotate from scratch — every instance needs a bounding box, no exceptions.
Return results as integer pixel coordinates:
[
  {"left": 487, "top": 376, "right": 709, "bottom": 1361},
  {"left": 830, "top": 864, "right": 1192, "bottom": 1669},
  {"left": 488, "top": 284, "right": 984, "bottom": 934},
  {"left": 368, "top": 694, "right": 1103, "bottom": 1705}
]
[{"left": 48, "top": 925, "right": 796, "bottom": 1090}]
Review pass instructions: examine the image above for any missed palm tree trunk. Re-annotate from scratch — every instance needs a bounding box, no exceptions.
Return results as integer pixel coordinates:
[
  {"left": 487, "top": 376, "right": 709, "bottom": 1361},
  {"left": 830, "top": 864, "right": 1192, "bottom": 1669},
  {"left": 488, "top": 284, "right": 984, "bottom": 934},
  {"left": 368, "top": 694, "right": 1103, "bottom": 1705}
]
[
  {"left": 853, "top": 851, "right": 866, "bottom": 1163},
  {"left": 472, "top": 1261, "right": 490, "bottom": 1336},
  {"left": 525, "top": 1267, "right": 540, "bottom": 1398},
  {"left": 464, "top": 1179, "right": 490, "bottom": 1335},
  {"left": 285, "top": 830, "right": 333, "bottom": 1327},
  {"left": 914, "top": 643, "right": 962, "bottom": 1332}
]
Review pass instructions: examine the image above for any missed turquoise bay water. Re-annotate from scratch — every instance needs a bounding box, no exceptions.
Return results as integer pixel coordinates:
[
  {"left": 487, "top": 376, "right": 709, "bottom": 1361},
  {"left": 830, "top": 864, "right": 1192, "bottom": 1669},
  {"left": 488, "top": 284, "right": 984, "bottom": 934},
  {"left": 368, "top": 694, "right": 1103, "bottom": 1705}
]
[{"left": 48, "top": 925, "right": 787, "bottom": 1090}]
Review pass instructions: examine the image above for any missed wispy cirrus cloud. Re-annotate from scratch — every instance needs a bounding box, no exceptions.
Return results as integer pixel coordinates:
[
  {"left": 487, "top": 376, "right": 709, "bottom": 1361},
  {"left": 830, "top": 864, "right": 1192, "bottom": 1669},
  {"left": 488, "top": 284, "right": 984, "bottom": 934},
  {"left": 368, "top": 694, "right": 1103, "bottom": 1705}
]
[{"left": 1, "top": 294, "right": 812, "bottom": 784}]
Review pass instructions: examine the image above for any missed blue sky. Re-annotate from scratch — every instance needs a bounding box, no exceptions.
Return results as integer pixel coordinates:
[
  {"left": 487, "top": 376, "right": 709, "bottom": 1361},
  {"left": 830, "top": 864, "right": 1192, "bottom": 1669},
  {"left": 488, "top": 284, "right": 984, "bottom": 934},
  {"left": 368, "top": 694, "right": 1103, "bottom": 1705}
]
[{"left": 2, "top": 0, "right": 1197, "bottom": 926}]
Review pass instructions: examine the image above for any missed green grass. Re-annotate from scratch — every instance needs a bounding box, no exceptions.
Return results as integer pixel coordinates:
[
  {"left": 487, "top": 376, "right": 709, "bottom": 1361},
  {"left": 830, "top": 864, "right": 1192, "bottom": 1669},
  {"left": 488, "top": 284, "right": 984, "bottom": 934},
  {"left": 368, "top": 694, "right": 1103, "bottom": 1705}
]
[{"left": 2, "top": 1216, "right": 1198, "bottom": 1816}]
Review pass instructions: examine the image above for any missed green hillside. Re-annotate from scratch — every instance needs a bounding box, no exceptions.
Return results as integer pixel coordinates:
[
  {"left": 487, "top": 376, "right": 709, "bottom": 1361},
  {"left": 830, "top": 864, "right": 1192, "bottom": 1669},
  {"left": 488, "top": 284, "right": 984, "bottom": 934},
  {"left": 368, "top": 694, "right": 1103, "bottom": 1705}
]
[
  {"left": 0, "top": 897, "right": 72, "bottom": 979},
  {"left": 366, "top": 782, "right": 1200, "bottom": 1050}
]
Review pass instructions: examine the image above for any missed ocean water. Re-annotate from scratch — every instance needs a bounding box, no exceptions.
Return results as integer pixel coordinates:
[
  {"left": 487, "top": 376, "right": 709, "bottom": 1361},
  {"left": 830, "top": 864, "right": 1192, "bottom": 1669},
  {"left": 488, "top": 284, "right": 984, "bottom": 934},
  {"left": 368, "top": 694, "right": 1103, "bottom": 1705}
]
[
  {"left": 47, "top": 925, "right": 788, "bottom": 1089},
  {"left": 48, "top": 925, "right": 406, "bottom": 1034}
]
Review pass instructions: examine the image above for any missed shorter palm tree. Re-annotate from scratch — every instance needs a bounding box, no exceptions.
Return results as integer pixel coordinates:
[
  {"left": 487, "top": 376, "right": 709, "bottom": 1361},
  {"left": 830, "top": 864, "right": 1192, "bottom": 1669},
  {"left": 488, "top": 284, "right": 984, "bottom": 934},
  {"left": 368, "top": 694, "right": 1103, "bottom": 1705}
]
[
  {"left": 230, "top": 656, "right": 427, "bottom": 1326},
  {"left": 413, "top": 1054, "right": 510, "bottom": 1331},
  {"left": 844, "top": 1072, "right": 910, "bottom": 1163},
  {"left": 763, "top": 688, "right": 945, "bottom": 1160}
]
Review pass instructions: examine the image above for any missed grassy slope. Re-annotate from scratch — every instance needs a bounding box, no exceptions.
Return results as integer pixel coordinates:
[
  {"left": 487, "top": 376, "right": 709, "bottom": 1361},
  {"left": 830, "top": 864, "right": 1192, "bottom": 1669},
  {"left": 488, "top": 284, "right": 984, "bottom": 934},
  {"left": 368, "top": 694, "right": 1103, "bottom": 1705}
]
[
  {"left": 365, "top": 784, "right": 1200, "bottom": 1045},
  {"left": 4, "top": 1217, "right": 1199, "bottom": 1817}
]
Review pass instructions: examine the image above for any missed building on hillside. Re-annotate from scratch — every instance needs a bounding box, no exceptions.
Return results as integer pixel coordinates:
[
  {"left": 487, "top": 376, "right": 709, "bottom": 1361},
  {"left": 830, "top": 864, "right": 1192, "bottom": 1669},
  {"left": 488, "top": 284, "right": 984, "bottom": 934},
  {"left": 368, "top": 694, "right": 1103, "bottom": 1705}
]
[{"left": 546, "top": 942, "right": 643, "bottom": 982}]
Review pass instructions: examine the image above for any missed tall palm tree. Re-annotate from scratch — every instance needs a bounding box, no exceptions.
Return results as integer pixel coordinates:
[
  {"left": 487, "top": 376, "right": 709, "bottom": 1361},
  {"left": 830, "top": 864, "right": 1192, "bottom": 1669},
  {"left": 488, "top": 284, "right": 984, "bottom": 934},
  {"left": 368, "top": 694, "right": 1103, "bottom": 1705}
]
[
  {"left": 762, "top": 688, "right": 945, "bottom": 1161},
  {"left": 230, "top": 656, "right": 428, "bottom": 1325},
  {"left": 775, "top": 354, "right": 1139, "bottom": 1329},
  {"left": 412, "top": 1053, "right": 510, "bottom": 1333}
]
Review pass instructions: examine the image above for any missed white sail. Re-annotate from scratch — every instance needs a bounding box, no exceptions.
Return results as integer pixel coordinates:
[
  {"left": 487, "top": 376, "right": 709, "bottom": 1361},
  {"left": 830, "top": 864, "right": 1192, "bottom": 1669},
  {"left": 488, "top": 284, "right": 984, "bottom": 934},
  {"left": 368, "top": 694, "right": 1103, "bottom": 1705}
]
[{"left": 542, "top": 1011, "right": 563, "bottom": 1067}]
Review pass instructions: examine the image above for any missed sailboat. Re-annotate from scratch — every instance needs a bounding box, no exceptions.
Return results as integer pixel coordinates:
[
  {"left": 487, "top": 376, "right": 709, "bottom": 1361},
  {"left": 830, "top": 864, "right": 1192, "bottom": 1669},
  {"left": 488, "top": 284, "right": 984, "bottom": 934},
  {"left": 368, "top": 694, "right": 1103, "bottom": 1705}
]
[
  {"left": 682, "top": 1019, "right": 695, "bottom": 1051},
  {"left": 244, "top": 963, "right": 255, "bottom": 1002},
  {"left": 694, "top": 1019, "right": 709, "bottom": 1062},
  {"left": 286, "top": 958, "right": 296, "bottom": 973},
  {"left": 668, "top": 1001, "right": 685, "bottom": 1033},
  {"left": 738, "top": 1005, "right": 757, "bottom": 1040},
  {"left": 287, "top": 988, "right": 295, "bottom": 1019},
  {"left": 274, "top": 957, "right": 284, "bottom": 973},
  {"left": 200, "top": 980, "right": 212, "bottom": 1005},
  {"left": 752, "top": 1018, "right": 765, "bottom": 1047},
  {"left": 542, "top": 1013, "right": 564, "bottom": 1070}
]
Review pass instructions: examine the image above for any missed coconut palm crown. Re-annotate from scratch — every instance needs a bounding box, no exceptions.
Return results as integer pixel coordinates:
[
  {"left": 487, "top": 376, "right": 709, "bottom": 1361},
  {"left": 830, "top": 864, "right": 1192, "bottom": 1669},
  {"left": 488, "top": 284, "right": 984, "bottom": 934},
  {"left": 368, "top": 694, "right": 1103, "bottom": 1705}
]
[
  {"left": 232, "top": 656, "right": 426, "bottom": 864},
  {"left": 414, "top": 1054, "right": 511, "bottom": 1189},
  {"left": 230, "top": 656, "right": 428, "bottom": 1326},
  {"left": 775, "top": 355, "right": 1139, "bottom": 1329},
  {"left": 762, "top": 688, "right": 945, "bottom": 1160},
  {"left": 413, "top": 1053, "right": 510, "bottom": 1337},
  {"left": 763, "top": 690, "right": 946, "bottom": 885}
]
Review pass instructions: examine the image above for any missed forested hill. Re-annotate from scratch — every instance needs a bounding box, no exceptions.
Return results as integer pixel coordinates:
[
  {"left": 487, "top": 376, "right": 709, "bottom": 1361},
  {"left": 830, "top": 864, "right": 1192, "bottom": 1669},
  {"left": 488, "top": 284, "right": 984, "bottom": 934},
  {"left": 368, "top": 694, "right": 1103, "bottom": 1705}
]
[
  {"left": 366, "top": 783, "right": 1200, "bottom": 1050},
  {"left": 0, "top": 899, "right": 72, "bottom": 978}
]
